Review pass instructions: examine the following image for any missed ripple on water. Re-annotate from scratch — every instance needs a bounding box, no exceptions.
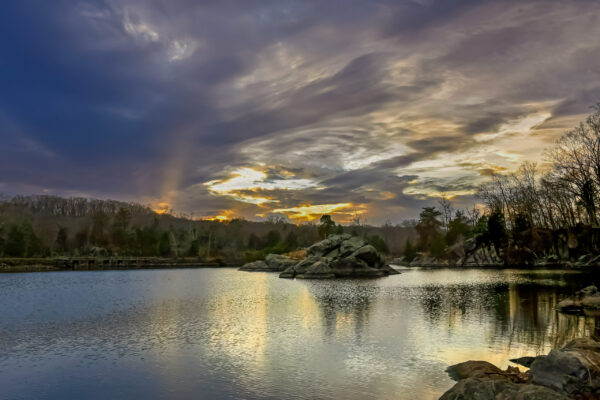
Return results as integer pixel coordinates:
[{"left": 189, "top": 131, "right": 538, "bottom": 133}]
[{"left": 0, "top": 268, "right": 598, "bottom": 399}]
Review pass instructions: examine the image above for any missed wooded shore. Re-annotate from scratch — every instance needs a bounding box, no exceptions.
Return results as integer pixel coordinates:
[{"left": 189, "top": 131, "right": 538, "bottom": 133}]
[{"left": 0, "top": 257, "right": 225, "bottom": 273}]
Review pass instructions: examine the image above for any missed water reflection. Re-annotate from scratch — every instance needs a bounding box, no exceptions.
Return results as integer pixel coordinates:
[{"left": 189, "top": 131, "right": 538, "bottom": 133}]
[{"left": 1, "top": 268, "right": 599, "bottom": 399}]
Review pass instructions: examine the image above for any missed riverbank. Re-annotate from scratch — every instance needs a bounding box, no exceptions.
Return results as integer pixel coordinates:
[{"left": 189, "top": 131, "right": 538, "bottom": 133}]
[
  {"left": 391, "top": 262, "right": 588, "bottom": 270},
  {"left": 0, "top": 257, "right": 226, "bottom": 273},
  {"left": 440, "top": 337, "right": 600, "bottom": 399}
]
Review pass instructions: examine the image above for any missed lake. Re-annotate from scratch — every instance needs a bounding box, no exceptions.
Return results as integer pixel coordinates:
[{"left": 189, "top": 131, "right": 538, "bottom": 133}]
[{"left": 1, "top": 268, "right": 599, "bottom": 399}]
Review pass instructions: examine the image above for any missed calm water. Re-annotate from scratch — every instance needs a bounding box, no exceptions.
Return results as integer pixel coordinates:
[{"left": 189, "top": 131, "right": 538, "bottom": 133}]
[{"left": 1, "top": 268, "right": 599, "bottom": 400}]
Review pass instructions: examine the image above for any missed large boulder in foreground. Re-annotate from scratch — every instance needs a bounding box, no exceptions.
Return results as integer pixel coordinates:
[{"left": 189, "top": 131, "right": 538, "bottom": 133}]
[
  {"left": 239, "top": 254, "right": 297, "bottom": 272},
  {"left": 439, "top": 337, "right": 600, "bottom": 399},
  {"left": 440, "top": 378, "right": 568, "bottom": 400},
  {"left": 529, "top": 337, "right": 600, "bottom": 395},
  {"left": 279, "top": 234, "right": 399, "bottom": 279}
]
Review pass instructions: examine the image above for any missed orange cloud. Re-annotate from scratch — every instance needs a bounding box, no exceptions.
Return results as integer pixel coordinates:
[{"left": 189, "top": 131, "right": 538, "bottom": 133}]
[
  {"left": 272, "top": 203, "right": 364, "bottom": 222},
  {"left": 204, "top": 166, "right": 318, "bottom": 205},
  {"left": 153, "top": 202, "right": 171, "bottom": 214}
]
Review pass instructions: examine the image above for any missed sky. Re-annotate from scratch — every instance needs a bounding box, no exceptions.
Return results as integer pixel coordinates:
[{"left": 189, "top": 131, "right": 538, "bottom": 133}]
[{"left": 1, "top": 0, "right": 600, "bottom": 224}]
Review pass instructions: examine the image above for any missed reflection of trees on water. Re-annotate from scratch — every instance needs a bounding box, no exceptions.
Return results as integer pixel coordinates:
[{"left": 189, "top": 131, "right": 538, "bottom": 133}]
[
  {"left": 302, "top": 282, "right": 376, "bottom": 343},
  {"left": 417, "top": 273, "right": 600, "bottom": 352}
]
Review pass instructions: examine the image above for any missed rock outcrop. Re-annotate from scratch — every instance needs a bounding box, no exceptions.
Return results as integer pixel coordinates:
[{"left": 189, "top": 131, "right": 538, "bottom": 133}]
[
  {"left": 279, "top": 234, "right": 399, "bottom": 279},
  {"left": 239, "top": 254, "right": 298, "bottom": 272},
  {"left": 440, "top": 337, "right": 600, "bottom": 399},
  {"left": 557, "top": 285, "right": 600, "bottom": 314},
  {"left": 264, "top": 254, "right": 298, "bottom": 271},
  {"left": 239, "top": 260, "right": 270, "bottom": 271},
  {"left": 405, "top": 226, "right": 600, "bottom": 269}
]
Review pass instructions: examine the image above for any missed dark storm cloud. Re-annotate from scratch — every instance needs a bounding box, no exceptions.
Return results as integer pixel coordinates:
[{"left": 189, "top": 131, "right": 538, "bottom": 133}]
[
  {"left": 203, "top": 52, "right": 405, "bottom": 146},
  {"left": 382, "top": 0, "right": 487, "bottom": 37},
  {"left": 1, "top": 0, "right": 600, "bottom": 221}
]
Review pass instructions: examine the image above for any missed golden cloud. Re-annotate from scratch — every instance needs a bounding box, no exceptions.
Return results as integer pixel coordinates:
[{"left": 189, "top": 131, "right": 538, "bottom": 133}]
[
  {"left": 204, "top": 167, "right": 319, "bottom": 205},
  {"left": 272, "top": 203, "right": 364, "bottom": 222}
]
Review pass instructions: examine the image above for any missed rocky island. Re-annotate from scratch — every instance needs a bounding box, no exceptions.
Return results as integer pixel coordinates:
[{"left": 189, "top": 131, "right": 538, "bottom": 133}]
[{"left": 239, "top": 234, "right": 399, "bottom": 279}]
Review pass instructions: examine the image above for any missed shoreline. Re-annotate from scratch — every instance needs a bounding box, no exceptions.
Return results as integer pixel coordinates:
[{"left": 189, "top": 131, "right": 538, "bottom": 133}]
[
  {"left": 391, "top": 262, "right": 599, "bottom": 271},
  {"left": 1, "top": 259, "right": 596, "bottom": 274},
  {"left": 0, "top": 257, "right": 232, "bottom": 273}
]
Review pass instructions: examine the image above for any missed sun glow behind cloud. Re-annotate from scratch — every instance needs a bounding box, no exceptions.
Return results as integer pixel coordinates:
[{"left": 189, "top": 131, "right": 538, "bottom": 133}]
[
  {"left": 204, "top": 167, "right": 319, "bottom": 206},
  {"left": 272, "top": 203, "right": 363, "bottom": 222}
]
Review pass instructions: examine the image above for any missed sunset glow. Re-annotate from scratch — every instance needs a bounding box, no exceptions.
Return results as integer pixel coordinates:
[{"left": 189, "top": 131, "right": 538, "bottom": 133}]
[{"left": 272, "top": 203, "right": 362, "bottom": 222}]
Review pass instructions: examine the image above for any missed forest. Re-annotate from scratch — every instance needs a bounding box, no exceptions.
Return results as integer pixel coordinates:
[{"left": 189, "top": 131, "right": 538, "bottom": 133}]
[
  {"left": 0, "top": 195, "right": 414, "bottom": 265},
  {"left": 406, "top": 105, "right": 600, "bottom": 265}
]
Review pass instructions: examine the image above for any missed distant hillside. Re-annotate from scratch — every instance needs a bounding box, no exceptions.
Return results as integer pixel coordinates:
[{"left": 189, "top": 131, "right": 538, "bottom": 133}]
[{"left": 0, "top": 195, "right": 415, "bottom": 264}]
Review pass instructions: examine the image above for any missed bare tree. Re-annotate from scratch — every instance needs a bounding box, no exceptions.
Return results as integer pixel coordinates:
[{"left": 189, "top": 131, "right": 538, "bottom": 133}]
[{"left": 437, "top": 194, "right": 453, "bottom": 231}]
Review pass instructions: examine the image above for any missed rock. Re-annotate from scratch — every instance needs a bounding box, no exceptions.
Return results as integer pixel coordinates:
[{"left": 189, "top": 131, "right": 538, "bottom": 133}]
[
  {"left": 240, "top": 253, "right": 299, "bottom": 272},
  {"left": 557, "top": 285, "right": 600, "bottom": 313},
  {"left": 410, "top": 253, "right": 436, "bottom": 267},
  {"left": 350, "top": 245, "right": 383, "bottom": 268},
  {"left": 239, "top": 260, "right": 269, "bottom": 271},
  {"left": 446, "top": 238, "right": 468, "bottom": 266},
  {"left": 390, "top": 256, "right": 405, "bottom": 265},
  {"left": 379, "top": 264, "right": 401, "bottom": 275},
  {"left": 446, "top": 361, "right": 507, "bottom": 381},
  {"left": 296, "top": 260, "right": 335, "bottom": 279},
  {"left": 279, "top": 266, "right": 296, "bottom": 279},
  {"left": 264, "top": 254, "right": 298, "bottom": 271},
  {"left": 439, "top": 378, "right": 568, "bottom": 400},
  {"left": 578, "top": 285, "right": 599, "bottom": 296},
  {"left": 279, "top": 235, "right": 396, "bottom": 279},
  {"left": 440, "top": 337, "right": 600, "bottom": 399},
  {"left": 338, "top": 236, "right": 367, "bottom": 257},
  {"left": 529, "top": 350, "right": 589, "bottom": 394},
  {"left": 510, "top": 356, "right": 537, "bottom": 368},
  {"left": 530, "top": 337, "right": 600, "bottom": 395},
  {"left": 331, "top": 257, "right": 386, "bottom": 277},
  {"left": 306, "top": 234, "right": 351, "bottom": 257}
]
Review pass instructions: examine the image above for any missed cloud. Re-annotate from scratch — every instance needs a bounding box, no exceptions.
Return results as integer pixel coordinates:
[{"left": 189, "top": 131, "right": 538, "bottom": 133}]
[
  {"left": 123, "top": 10, "right": 160, "bottom": 43},
  {"left": 1, "top": 0, "right": 600, "bottom": 223}
]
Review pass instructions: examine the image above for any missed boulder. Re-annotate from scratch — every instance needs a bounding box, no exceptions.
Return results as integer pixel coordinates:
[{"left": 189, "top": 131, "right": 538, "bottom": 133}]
[
  {"left": 280, "top": 235, "right": 398, "bottom": 279},
  {"left": 264, "top": 254, "right": 298, "bottom": 271},
  {"left": 510, "top": 356, "right": 537, "bottom": 368},
  {"left": 350, "top": 245, "right": 384, "bottom": 268},
  {"left": 296, "top": 260, "right": 335, "bottom": 279},
  {"left": 440, "top": 337, "right": 600, "bottom": 399},
  {"left": 439, "top": 378, "right": 568, "bottom": 400},
  {"left": 240, "top": 253, "right": 299, "bottom": 273},
  {"left": 338, "top": 236, "right": 367, "bottom": 257},
  {"left": 446, "top": 361, "right": 509, "bottom": 381},
  {"left": 530, "top": 337, "right": 600, "bottom": 395},
  {"left": 557, "top": 285, "right": 600, "bottom": 313},
  {"left": 307, "top": 234, "right": 350, "bottom": 257},
  {"left": 529, "top": 350, "right": 589, "bottom": 394},
  {"left": 390, "top": 256, "right": 406, "bottom": 265},
  {"left": 239, "top": 260, "right": 270, "bottom": 271}
]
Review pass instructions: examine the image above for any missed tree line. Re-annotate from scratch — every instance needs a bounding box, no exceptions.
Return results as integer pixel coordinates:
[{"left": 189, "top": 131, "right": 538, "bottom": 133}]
[
  {"left": 0, "top": 198, "right": 414, "bottom": 263},
  {"left": 405, "top": 104, "right": 600, "bottom": 263}
]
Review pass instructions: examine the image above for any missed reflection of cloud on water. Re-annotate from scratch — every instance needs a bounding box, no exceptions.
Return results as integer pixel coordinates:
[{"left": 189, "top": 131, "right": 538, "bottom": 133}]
[
  {"left": 203, "top": 272, "right": 268, "bottom": 367},
  {"left": 4, "top": 268, "right": 600, "bottom": 399}
]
